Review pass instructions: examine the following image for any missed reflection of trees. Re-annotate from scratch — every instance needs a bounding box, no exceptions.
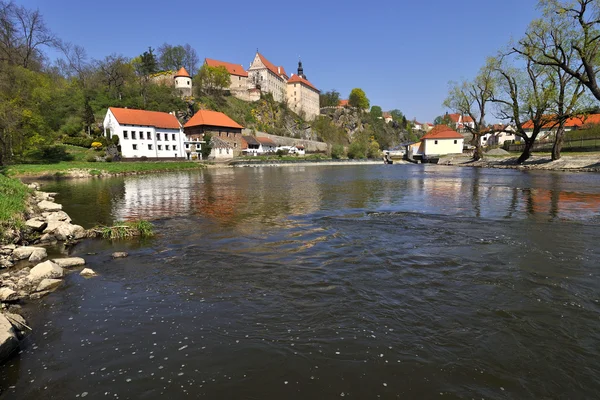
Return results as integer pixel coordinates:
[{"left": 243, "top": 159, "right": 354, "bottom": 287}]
[{"left": 44, "top": 178, "right": 126, "bottom": 228}]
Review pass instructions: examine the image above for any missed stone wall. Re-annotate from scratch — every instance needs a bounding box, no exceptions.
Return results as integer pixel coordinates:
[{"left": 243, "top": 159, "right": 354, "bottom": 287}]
[{"left": 246, "top": 130, "right": 329, "bottom": 153}]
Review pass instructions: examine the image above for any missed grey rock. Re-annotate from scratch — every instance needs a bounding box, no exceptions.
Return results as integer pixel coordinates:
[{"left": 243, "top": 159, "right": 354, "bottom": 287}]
[
  {"left": 80, "top": 268, "right": 97, "bottom": 277},
  {"left": 27, "top": 182, "right": 39, "bottom": 190},
  {"left": 52, "top": 257, "right": 85, "bottom": 268},
  {"left": 37, "top": 200, "right": 62, "bottom": 212},
  {"left": 112, "top": 252, "right": 129, "bottom": 259},
  {"left": 1, "top": 245, "right": 16, "bottom": 251},
  {"left": 11, "top": 246, "right": 45, "bottom": 261},
  {"left": 39, "top": 233, "right": 56, "bottom": 243},
  {"left": 43, "top": 211, "right": 71, "bottom": 223},
  {"left": 25, "top": 218, "right": 47, "bottom": 232},
  {"left": 0, "top": 288, "right": 18, "bottom": 302},
  {"left": 29, "top": 291, "right": 49, "bottom": 300},
  {"left": 0, "top": 314, "right": 19, "bottom": 362},
  {"left": 3, "top": 313, "right": 27, "bottom": 331},
  {"left": 28, "top": 261, "right": 63, "bottom": 283},
  {"left": 28, "top": 248, "right": 47, "bottom": 263},
  {"left": 0, "top": 259, "right": 13, "bottom": 269},
  {"left": 45, "top": 222, "right": 85, "bottom": 241},
  {"left": 36, "top": 278, "right": 62, "bottom": 293}
]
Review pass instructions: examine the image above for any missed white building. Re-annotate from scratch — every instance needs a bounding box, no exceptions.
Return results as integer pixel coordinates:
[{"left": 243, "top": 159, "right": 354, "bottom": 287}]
[
  {"left": 408, "top": 124, "right": 464, "bottom": 159},
  {"left": 286, "top": 60, "right": 320, "bottom": 120},
  {"left": 103, "top": 107, "right": 189, "bottom": 159},
  {"left": 248, "top": 52, "right": 289, "bottom": 102}
]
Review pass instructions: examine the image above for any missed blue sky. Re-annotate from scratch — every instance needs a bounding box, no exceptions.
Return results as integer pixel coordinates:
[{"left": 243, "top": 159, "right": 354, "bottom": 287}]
[{"left": 20, "top": 0, "right": 539, "bottom": 123}]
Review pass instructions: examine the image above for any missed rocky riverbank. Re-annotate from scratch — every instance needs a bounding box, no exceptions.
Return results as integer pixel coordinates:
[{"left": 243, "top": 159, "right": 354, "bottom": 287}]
[
  {"left": 0, "top": 183, "right": 96, "bottom": 364},
  {"left": 438, "top": 154, "right": 600, "bottom": 172}
]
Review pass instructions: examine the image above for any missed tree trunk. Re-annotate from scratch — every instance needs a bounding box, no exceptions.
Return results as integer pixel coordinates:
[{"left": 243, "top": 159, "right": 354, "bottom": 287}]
[
  {"left": 473, "top": 142, "right": 483, "bottom": 161},
  {"left": 517, "top": 139, "right": 533, "bottom": 164},
  {"left": 551, "top": 124, "right": 566, "bottom": 161}
]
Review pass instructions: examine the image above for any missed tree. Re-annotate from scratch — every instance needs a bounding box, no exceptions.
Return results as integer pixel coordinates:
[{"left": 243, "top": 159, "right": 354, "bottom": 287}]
[
  {"left": 514, "top": 0, "right": 600, "bottom": 102},
  {"left": 133, "top": 47, "right": 157, "bottom": 77},
  {"left": 349, "top": 88, "right": 369, "bottom": 110},
  {"left": 515, "top": 11, "right": 589, "bottom": 160},
  {"left": 370, "top": 105, "right": 383, "bottom": 119},
  {"left": 434, "top": 114, "right": 454, "bottom": 126},
  {"left": 157, "top": 43, "right": 199, "bottom": 74},
  {"left": 444, "top": 60, "right": 496, "bottom": 160},
  {"left": 0, "top": 1, "right": 56, "bottom": 70},
  {"left": 201, "top": 134, "right": 212, "bottom": 160},
  {"left": 490, "top": 55, "right": 555, "bottom": 163},
  {"left": 195, "top": 64, "right": 230, "bottom": 96},
  {"left": 319, "top": 89, "right": 341, "bottom": 107},
  {"left": 182, "top": 44, "right": 199, "bottom": 76}
]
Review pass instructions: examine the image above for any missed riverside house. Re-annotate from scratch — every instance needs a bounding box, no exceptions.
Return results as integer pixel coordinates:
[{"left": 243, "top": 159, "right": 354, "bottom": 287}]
[
  {"left": 103, "top": 107, "right": 188, "bottom": 159},
  {"left": 407, "top": 124, "right": 464, "bottom": 160},
  {"left": 184, "top": 110, "right": 244, "bottom": 156}
]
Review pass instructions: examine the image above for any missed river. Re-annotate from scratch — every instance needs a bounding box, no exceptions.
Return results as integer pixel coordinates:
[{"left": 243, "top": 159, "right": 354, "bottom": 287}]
[{"left": 2, "top": 164, "right": 600, "bottom": 399}]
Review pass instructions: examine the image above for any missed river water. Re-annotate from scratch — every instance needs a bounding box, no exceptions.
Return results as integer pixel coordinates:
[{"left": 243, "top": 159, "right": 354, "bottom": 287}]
[{"left": 2, "top": 165, "right": 600, "bottom": 399}]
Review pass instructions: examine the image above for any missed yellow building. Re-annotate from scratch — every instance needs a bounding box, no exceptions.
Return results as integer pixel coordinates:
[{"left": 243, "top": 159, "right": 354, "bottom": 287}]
[{"left": 286, "top": 60, "right": 320, "bottom": 120}]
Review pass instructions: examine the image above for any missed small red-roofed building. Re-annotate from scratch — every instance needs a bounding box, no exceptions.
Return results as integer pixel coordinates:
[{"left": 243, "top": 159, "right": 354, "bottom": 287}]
[
  {"left": 521, "top": 113, "right": 600, "bottom": 139},
  {"left": 204, "top": 58, "right": 249, "bottom": 91},
  {"left": 286, "top": 60, "right": 320, "bottom": 120},
  {"left": 184, "top": 109, "right": 244, "bottom": 156},
  {"left": 408, "top": 125, "right": 464, "bottom": 159},
  {"left": 103, "top": 107, "right": 190, "bottom": 159},
  {"left": 382, "top": 113, "right": 393, "bottom": 124},
  {"left": 174, "top": 67, "right": 192, "bottom": 97},
  {"left": 447, "top": 113, "right": 475, "bottom": 131}
]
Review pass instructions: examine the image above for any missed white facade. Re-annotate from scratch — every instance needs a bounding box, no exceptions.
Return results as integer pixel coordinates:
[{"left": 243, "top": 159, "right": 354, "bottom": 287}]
[
  {"left": 422, "top": 137, "right": 464, "bottom": 156},
  {"left": 248, "top": 53, "right": 288, "bottom": 102},
  {"left": 103, "top": 109, "right": 187, "bottom": 159},
  {"left": 286, "top": 76, "right": 320, "bottom": 120}
]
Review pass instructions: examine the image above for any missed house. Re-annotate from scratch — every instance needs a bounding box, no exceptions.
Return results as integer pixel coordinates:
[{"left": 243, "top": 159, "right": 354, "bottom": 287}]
[
  {"left": 425, "top": 123, "right": 434, "bottom": 131},
  {"left": 204, "top": 58, "right": 249, "bottom": 92},
  {"left": 286, "top": 60, "right": 320, "bottom": 120},
  {"left": 256, "top": 136, "right": 277, "bottom": 153},
  {"left": 480, "top": 124, "right": 517, "bottom": 146},
  {"left": 248, "top": 52, "right": 288, "bottom": 102},
  {"left": 408, "top": 124, "right": 464, "bottom": 159},
  {"left": 184, "top": 110, "right": 244, "bottom": 156},
  {"left": 208, "top": 136, "right": 234, "bottom": 160},
  {"left": 338, "top": 99, "right": 349, "bottom": 108},
  {"left": 241, "top": 135, "right": 261, "bottom": 155},
  {"left": 102, "top": 107, "right": 188, "bottom": 159},
  {"left": 522, "top": 113, "right": 600, "bottom": 139},
  {"left": 382, "top": 113, "right": 393, "bottom": 123},
  {"left": 413, "top": 120, "right": 423, "bottom": 131},
  {"left": 447, "top": 113, "right": 475, "bottom": 131}
]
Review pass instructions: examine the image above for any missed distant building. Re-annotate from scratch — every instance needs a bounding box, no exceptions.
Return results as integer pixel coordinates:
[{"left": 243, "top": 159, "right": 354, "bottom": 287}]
[
  {"left": 184, "top": 109, "right": 244, "bottom": 156},
  {"left": 149, "top": 67, "right": 192, "bottom": 98},
  {"left": 382, "top": 112, "right": 393, "bottom": 123},
  {"left": 522, "top": 113, "right": 600, "bottom": 139},
  {"left": 103, "top": 107, "right": 187, "bottom": 159},
  {"left": 286, "top": 60, "right": 320, "bottom": 120},
  {"left": 209, "top": 136, "right": 234, "bottom": 160},
  {"left": 204, "top": 58, "right": 249, "bottom": 92},
  {"left": 248, "top": 52, "right": 289, "bottom": 102},
  {"left": 408, "top": 124, "right": 464, "bottom": 159},
  {"left": 447, "top": 113, "right": 475, "bottom": 131}
]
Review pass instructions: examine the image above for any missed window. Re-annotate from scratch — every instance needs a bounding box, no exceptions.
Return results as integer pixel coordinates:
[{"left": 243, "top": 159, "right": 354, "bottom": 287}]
[
  {"left": 219, "top": 148, "right": 222, "bottom": 154},
  {"left": 234, "top": 143, "right": 237, "bottom": 148},
  {"left": 173, "top": 145, "right": 177, "bottom": 150},
  {"left": 132, "top": 131, "right": 136, "bottom": 140},
  {"left": 158, "top": 145, "right": 162, "bottom": 150},
  {"left": 157, "top": 133, "right": 161, "bottom": 141},
  {"left": 148, "top": 144, "right": 153, "bottom": 150},
  {"left": 132, "top": 144, "right": 137, "bottom": 150},
  {"left": 172, "top": 134, "right": 176, "bottom": 141},
  {"left": 185, "top": 144, "right": 189, "bottom": 149},
  {"left": 434, "top": 140, "right": 438, "bottom": 144},
  {"left": 164, "top": 134, "right": 168, "bottom": 141},
  {"left": 166, "top": 145, "right": 170, "bottom": 150},
  {"left": 187, "top": 81, "right": 190, "bottom": 85},
  {"left": 123, "top": 130, "right": 128, "bottom": 139},
  {"left": 454, "top": 140, "right": 457, "bottom": 144},
  {"left": 147, "top": 132, "right": 151, "bottom": 140}
]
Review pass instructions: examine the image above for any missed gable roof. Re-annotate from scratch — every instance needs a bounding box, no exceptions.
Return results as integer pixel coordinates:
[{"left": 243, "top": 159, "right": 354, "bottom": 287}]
[
  {"left": 184, "top": 110, "right": 243, "bottom": 129},
  {"left": 241, "top": 135, "right": 260, "bottom": 146},
  {"left": 109, "top": 107, "right": 181, "bottom": 130},
  {"left": 256, "top": 136, "right": 276, "bottom": 146},
  {"left": 338, "top": 99, "right": 349, "bottom": 107},
  {"left": 522, "top": 113, "right": 600, "bottom": 129},
  {"left": 175, "top": 67, "right": 190, "bottom": 78},
  {"left": 205, "top": 58, "right": 248, "bottom": 77},
  {"left": 210, "top": 136, "right": 232, "bottom": 149},
  {"left": 421, "top": 124, "right": 463, "bottom": 140},
  {"left": 257, "top": 53, "right": 288, "bottom": 79},
  {"left": 287, "top": 74, "right": 319, "bottom": 92},
  {"left": 447, "top": 113, "right": 474, "bottom": 124}
]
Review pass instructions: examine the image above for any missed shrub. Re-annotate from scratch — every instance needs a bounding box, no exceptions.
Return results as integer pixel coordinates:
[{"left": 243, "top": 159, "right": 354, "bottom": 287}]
[
  {"left": 111, "top": 135, "right": 120, "bottom": 145},
  {"left": 62, "top": 136, "right": 95, "bottom": 148},
  {"left": 23, "top": 145, "right": 74, "bottom": 163},
  {"left": 91, "top": 142, "right": 103, "bottom": 151},
  {"left": 276, "top": 149, "right": 287, "bottom": 157},
  {"left": 86, "top": 156, "right": 97, "bottom": 162},
  {"left": 105, "top": 156, "right": 113, "bottom": 162},
  {"left": 331, "top": 144, "right": 345, "bottom": 159},
  {"left": 140, "top": 156, "right": 148, "bottom": 161},
  {"left": 347, "top": 141, "right": 367, "bottom": 159}
]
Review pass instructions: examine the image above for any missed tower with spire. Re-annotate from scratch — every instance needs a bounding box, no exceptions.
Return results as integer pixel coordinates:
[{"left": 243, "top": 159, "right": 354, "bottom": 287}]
[{"left": 297, "top": 58, "right": 306, "bottom": 80}]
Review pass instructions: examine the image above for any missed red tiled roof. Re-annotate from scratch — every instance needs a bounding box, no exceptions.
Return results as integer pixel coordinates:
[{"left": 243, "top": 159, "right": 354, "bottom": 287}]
[
  {"left": 175, "top": 67, "right": 190, "bottom": 78},
  {"left": 256, "top": 136, "right": 276, "bottom": 146},
  {"left": 338, "top": 99, "right": 349, "bottom": 107},
  {"left": 257, "top": 53, "right": 288, "bottom": 79},
  {"left": 205, "top": 58, "right": 248, "bottom": 77},
  {"left": 522, "top": 114, "right": 600, "bottom": 129},
  {"left": 109, "top": 107, "right": 181, "bottom": 130},
  {"left": 421, "top": 124, "right": 463, "bottom": 140},
  {"left": 184, "top": 110, "right": 243, "bottom": 129},
  {"left": 287, "top": 74, "right": 319, "bottom": 92},
  {"left": 447, "top": 113, "right": 474, "bottom": 124}
]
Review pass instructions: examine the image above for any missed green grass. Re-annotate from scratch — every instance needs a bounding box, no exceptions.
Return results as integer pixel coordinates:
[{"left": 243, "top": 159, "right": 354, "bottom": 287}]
[
  {"left": 0, "top": 173, "right": 30, "bottom": 241},
  {"left": 6, "top": 161, "right": 206, "bottom": 177},
  {"left": 95, "top": 220, "right": 155, "bottom": 240},
  {"left": 63, "top": 144, "right": 98, "bottom": 162}
]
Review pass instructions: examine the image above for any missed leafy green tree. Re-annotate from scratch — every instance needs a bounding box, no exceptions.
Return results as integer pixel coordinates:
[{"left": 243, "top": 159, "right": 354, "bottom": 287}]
[
  {"left": 195, "top": 64, "right": 231, "bottom": 96},
  {"left": 319, "top": 89, "right": 341, "bottom": 107},
  {"left": 390, "top": 109, "right": 404, "bottom": 122},
  {"left": 201, "top": 134, "right": 212, "bottom": 160},
  {"left": 370, "top": 105, "right": 383, "bottom": 119},
  {"left": 133, "top": 47, "right": 157, "bottom": 76},
  {"left": 349, "top": 88, "right": 369, "bottom": 110},
  {"left": 157, "top": 43, "right": 199, "bottom": 74},
  {"left": 331, "top": 144, "right": 345, "bottom": 159}
]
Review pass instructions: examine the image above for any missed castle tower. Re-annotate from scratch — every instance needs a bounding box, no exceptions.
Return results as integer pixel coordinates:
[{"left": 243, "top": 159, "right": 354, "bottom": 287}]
[
  {"left": 174, "top": 67, "right": 192, "bottom": 97},
  {"left": 297, "top": 59, "right": 306, "bottom": 79}
]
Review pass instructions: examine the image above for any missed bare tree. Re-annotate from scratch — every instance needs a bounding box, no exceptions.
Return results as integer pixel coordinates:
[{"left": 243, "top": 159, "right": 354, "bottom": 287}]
[
  {"left": 183, "top": 43, "right": 199, "bottom": 76},
  {"left": 444, "top": 60, "right": 495, "bottom": 160}
]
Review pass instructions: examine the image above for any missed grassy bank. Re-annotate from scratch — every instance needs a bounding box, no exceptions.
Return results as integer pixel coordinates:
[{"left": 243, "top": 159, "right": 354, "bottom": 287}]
[
  {"left": 6, "top": 161, "right": 206, "bottom": 178},
  {"left": 0, "top": 174, "right": 30, "bottom": 237}
]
